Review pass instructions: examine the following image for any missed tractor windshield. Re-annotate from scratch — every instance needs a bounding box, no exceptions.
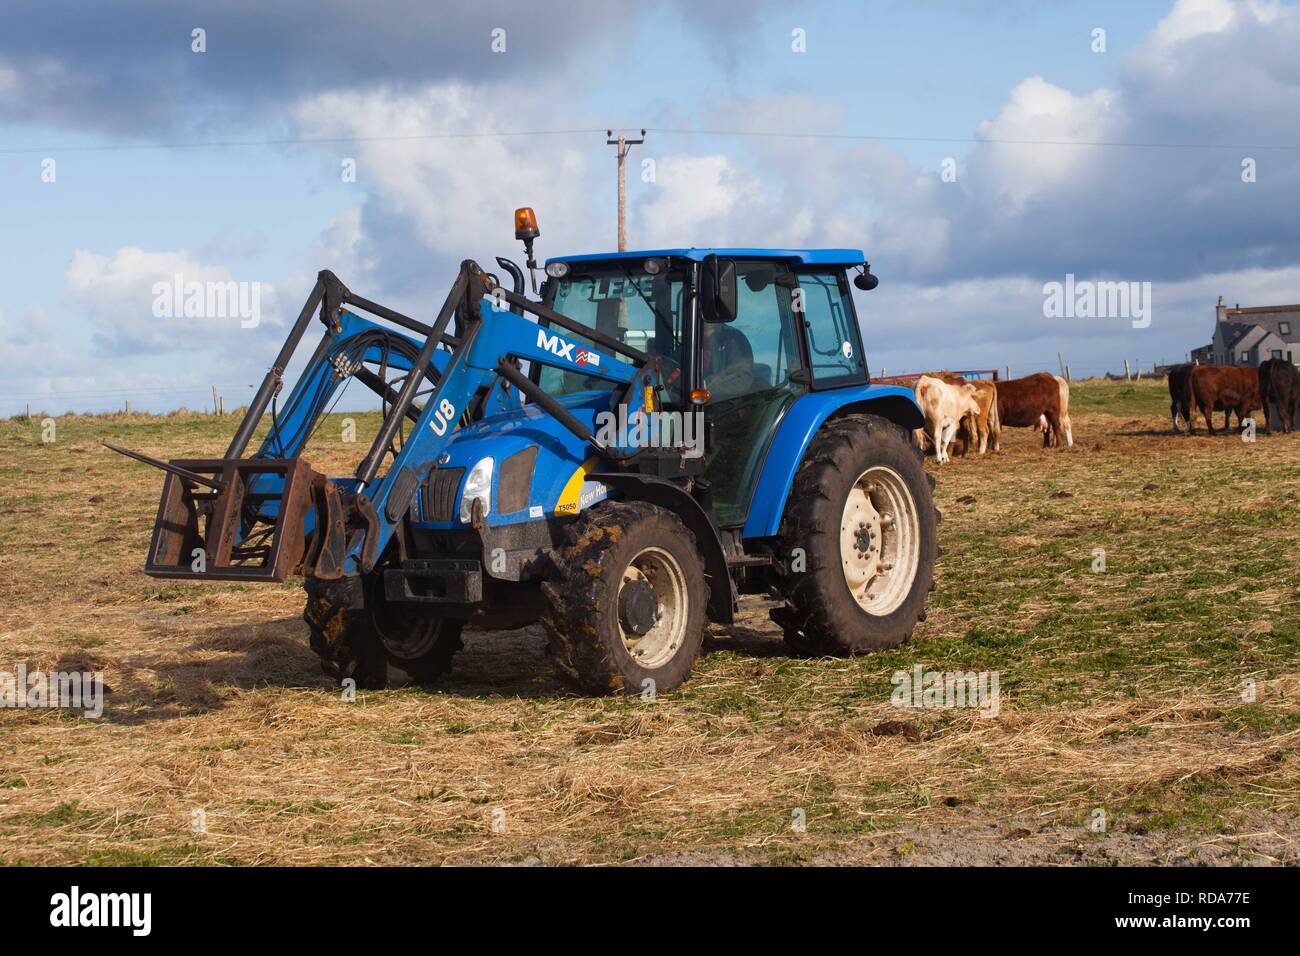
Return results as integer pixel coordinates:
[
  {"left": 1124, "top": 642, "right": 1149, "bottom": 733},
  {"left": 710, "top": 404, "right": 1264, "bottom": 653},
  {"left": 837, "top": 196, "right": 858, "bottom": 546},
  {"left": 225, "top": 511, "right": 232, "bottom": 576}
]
[{"left": 540, "top": 262, "right": 686, "bottom": 402}]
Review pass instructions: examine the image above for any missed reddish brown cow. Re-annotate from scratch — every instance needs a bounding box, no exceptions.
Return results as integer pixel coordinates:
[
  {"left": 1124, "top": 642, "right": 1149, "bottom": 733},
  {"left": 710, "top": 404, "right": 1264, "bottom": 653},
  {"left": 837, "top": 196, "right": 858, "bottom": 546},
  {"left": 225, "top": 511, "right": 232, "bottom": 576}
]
[
  {"left": 1188, "top": 364, "right": 1262, "bottom": 435},
  {"left": 995, "top": 372, "right": 1069, "bottom": 448}
]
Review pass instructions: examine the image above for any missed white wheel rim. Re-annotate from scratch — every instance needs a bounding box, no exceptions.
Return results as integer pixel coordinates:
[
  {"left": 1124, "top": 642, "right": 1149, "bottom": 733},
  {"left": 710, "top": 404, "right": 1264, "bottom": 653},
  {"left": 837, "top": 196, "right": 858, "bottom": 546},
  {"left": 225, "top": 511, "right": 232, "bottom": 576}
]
[
  {"left": 619, "top": 546, "right": 688, "bottom": 669},
  {"left": 839, "top": 466, "right": 920, "bottom": 616}
]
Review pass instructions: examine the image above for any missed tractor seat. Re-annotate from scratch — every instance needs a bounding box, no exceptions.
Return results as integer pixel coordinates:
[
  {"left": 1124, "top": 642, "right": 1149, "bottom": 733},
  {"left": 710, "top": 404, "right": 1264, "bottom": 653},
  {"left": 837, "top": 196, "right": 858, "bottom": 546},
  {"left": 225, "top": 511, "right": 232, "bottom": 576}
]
[{"left": 703, "top": 325, "right": 755, "bottom": 401}]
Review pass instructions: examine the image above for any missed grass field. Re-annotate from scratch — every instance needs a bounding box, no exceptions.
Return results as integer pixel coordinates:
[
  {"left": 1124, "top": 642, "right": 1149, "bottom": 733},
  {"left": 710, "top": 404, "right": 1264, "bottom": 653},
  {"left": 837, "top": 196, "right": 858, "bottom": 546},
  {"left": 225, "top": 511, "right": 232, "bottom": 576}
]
[{"left": 1, "top": 377, "right": 1298, "bottom": 865}]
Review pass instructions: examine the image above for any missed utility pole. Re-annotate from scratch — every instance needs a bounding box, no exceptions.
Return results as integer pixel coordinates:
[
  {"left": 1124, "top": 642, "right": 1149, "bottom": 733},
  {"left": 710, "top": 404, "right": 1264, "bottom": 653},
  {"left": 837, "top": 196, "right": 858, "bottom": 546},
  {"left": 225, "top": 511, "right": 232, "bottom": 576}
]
[{"left": 606, "top": 129, "right": 645, "bottom": 252}]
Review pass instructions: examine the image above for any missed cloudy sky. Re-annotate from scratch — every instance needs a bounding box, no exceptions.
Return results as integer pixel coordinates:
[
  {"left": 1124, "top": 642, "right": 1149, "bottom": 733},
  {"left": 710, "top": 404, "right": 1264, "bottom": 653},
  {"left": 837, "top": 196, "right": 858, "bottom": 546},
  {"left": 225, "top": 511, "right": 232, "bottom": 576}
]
[{"left": 1, "top": 0, "right": 1298, "bottom": 413}]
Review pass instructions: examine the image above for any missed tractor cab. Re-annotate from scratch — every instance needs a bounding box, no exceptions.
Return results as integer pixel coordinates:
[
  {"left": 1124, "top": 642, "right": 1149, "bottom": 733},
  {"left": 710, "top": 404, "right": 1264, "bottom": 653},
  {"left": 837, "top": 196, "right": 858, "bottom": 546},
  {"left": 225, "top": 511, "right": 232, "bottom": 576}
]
[{"left": 537, "top": 249, "right": 877, "bottom": 525}]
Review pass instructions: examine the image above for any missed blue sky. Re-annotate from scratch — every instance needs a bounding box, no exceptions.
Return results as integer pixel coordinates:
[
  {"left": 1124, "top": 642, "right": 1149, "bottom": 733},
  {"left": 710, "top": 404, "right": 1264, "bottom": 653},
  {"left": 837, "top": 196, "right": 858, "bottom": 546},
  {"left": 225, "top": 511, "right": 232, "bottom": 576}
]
[{"left": 1, "top": 0, "right": 1298, "bottom": 413}]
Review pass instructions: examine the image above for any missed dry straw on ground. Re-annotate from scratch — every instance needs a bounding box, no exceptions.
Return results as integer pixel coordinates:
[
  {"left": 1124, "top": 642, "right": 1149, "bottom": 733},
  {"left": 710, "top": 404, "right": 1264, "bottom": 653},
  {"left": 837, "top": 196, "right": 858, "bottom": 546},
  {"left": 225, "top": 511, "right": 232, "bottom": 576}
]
[{"left": 1, "top": 380, "right": 1297, "bottom": 864}]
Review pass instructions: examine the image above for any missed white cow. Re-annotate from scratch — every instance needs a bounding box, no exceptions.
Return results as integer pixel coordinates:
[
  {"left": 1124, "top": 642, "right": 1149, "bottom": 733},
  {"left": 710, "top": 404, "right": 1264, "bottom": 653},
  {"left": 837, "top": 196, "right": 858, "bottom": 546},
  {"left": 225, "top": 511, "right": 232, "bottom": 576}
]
[{"left": 914, "top": 375, "right": 981, "bottom": 464}]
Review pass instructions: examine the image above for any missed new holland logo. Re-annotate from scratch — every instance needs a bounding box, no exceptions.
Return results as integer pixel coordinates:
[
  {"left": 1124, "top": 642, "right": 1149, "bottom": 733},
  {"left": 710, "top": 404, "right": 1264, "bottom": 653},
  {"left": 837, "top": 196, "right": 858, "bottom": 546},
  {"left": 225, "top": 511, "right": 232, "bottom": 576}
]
[{"left": 537, "top": 329, "right": 599, "bottom": 367}]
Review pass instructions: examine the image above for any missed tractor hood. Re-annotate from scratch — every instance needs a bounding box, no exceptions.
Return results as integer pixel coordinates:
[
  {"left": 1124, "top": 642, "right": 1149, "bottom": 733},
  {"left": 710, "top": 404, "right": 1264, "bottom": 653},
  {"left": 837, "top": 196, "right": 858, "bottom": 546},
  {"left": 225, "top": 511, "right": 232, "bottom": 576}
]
[{"left": 415, "top": 390, "right": 612, "bottom": 527}]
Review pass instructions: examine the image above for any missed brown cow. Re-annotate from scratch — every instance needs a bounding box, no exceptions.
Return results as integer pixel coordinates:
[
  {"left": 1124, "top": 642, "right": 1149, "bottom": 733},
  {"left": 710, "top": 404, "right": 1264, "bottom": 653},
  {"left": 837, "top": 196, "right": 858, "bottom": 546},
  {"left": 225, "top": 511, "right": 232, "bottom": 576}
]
[
  {"left": 995, "top": 372, "right": 1071, "bottom": 448},
  {"left": 952, "top": 379, "right": 1001, "bottom": 455},
  {"left": 1188, "top": 364, "right": 1262, "bottom": 435},
  {"left": 1259, "top": 358, "right": 1300, "bottom": 433},
  {"left": 1166, "top": 363, "right": 1193, "bottom": 433}
]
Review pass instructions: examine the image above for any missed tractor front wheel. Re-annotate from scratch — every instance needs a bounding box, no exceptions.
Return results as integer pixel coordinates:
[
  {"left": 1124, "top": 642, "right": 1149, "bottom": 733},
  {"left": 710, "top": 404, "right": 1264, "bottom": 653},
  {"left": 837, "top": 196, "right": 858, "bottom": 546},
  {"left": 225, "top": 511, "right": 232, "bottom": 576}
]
[
  {"left": 303, "top": 576, "right": 464, "bottom": 690},
  {"left": 771, "top": 413, "right": 937, "bottom": 656},
  {"left": 543, "top": 501, "right": 706, "bottom": 695}
]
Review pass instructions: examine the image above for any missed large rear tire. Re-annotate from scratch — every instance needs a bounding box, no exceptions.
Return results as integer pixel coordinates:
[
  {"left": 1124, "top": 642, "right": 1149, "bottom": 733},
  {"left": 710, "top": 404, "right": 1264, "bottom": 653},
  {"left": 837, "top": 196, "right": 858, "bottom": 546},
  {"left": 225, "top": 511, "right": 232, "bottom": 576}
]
[
  {"left": 542, "top": 501, "right": 706, "bottom": 695},
  {"left": 303, "top": 576, "right": 464, "bottom": 690},
  {"left": 770, "top": 414, "right": 937, "bottom": 656}
]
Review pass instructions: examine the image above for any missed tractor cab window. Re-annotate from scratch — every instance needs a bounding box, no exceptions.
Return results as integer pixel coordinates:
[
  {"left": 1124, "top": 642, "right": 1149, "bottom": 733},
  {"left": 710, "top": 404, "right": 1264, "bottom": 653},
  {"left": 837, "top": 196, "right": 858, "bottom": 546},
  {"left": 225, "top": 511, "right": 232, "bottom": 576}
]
[
  {"left": 539, "top": 264, "right": 685, "bottom": 401},
  {"left": 797, "top": 268, "right": 864, "bottom": 385},
  {"left": 701, "top": 261, "right": 799, "bottom": 401}
]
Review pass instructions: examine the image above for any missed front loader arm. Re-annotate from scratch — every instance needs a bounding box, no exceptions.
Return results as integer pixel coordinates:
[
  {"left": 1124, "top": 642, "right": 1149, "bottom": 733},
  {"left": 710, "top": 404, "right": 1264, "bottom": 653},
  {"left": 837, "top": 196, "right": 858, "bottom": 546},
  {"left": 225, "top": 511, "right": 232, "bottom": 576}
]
[
  {"left": 342, "top": 271, "right": 652, "bottom": 576},
  {"left": 122, "top": 258, "right": 655, "bottom": 583}
]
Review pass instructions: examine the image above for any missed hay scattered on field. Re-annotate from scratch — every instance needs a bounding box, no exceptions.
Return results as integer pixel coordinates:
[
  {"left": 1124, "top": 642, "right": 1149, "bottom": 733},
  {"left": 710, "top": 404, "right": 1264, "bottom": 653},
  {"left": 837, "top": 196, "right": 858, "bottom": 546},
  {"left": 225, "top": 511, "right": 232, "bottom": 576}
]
[{"left": 1, "top": 380, "right": 1298, "bottom": 864}]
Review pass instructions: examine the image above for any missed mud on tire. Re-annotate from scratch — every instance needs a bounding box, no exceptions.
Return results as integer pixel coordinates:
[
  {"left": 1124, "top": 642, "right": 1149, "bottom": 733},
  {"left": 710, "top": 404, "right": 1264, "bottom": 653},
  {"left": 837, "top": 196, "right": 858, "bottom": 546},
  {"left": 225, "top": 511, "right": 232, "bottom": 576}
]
[
  {"left": 771, "top": 413, "right": 937, "bottom": 656},
  {"left": 542, "top": 501, "right": 706, "bottom": 695},
  {"left": 303, "top": 575, "right": 464, "bottom": 690}
]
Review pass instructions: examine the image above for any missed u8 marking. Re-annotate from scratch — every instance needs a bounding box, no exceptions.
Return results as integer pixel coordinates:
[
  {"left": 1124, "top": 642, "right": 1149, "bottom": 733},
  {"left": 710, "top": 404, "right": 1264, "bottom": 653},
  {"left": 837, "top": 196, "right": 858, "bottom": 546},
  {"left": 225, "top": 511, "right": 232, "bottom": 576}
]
[{"left": 430, "top": 398, "right": 458, "bottom": 436}]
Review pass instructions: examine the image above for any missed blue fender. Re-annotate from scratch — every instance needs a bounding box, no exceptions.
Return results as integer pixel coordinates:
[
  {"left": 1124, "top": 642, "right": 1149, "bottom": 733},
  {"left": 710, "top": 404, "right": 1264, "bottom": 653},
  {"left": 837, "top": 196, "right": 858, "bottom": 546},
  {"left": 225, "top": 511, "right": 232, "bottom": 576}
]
[{"left": 740, "top": 384, "right": 923, "bottom": 539}]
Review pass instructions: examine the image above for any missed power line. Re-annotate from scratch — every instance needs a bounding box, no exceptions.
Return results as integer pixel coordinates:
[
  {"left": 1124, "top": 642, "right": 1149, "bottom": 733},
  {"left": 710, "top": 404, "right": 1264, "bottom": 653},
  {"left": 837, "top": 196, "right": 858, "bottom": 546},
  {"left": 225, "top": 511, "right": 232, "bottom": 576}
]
[
  {"left": 646, "top": 127, "right": 1300, "bottom": 152},
  {"left": 0, "top": 128, "right": 609, "bottom": 155},
  {"left": 2, "top": 126, "right": 1296, "bottom": 156}
]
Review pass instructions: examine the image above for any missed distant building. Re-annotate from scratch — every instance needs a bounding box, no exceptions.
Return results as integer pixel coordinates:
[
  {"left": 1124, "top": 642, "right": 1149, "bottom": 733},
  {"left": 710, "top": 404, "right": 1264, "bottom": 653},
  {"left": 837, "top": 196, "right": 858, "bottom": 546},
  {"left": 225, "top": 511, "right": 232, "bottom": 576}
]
[{"left": 1194, "top": 296, "right": 1300, "bottom": 366}]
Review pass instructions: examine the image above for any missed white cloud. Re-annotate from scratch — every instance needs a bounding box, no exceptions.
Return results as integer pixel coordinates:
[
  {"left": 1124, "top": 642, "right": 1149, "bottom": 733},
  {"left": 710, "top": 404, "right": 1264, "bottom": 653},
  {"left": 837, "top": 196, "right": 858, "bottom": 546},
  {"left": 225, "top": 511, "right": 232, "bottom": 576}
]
[
  {"left": 971, "top": 76, "right": 1119, "bottom": 210},
  {"left": 293, "top": 84, "right": 594, "bottom": 264},
  {"left": 638, "top": 154, "right": 767, "bottom": 248},
  {"left": 66, "top": 246, "right": 283, "bottom": 356},
  {"left": 1149, "top": 0, "right": 1241, "bottom": 53}
]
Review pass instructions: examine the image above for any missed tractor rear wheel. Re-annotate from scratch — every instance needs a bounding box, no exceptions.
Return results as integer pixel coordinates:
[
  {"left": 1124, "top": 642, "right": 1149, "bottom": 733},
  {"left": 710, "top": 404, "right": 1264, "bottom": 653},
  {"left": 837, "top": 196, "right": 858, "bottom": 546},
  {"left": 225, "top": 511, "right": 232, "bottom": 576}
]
[
  {"left": 771, "top": 414, "right": 937, "bottom": 656},
  {"left": 303, "top": 576, "right": 464, "bottom": 690},
  {"left": 542, "top": 501, "right": 706, "bottom": 695}
]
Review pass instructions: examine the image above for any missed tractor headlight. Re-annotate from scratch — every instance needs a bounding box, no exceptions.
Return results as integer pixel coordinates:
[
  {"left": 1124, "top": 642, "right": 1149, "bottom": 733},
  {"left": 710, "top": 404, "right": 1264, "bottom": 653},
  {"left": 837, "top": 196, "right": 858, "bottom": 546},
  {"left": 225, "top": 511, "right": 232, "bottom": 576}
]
[{"left": 459, "top": 457, "right": 494, "bottom": 523}]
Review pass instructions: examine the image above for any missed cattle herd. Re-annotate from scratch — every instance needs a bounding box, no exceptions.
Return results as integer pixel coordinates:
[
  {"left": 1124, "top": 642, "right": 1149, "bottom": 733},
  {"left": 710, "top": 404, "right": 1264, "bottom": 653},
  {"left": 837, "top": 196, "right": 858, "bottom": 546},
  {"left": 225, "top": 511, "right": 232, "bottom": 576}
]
[
  {"left": 1168, "top": 359, "right": 1300, "bottom": 435},
  {"left": 910, "top": 371, "right": 1073, "bottom": 463},
  {"left": 905, "top": 360, "right": 1300, "bottom": 463}
]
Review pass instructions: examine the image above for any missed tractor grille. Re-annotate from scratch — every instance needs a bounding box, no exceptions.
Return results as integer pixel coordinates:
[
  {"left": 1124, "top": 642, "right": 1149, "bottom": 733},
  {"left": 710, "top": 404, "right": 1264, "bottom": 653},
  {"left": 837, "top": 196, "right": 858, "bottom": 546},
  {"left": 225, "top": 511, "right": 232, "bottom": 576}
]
[{"left": 421, "top": 467, "right": 464, "bottom": 523}]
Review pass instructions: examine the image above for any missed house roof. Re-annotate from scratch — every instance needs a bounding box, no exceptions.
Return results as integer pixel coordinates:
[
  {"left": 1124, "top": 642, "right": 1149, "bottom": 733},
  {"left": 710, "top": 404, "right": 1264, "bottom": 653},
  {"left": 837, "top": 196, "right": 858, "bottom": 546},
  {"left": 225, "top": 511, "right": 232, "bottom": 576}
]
[
  {"left": 1217, "top": 304, "right": 1300, "bottom": 346},
  {"left": 1224, "top": 303, "right": 1300, "bottom": 317}
]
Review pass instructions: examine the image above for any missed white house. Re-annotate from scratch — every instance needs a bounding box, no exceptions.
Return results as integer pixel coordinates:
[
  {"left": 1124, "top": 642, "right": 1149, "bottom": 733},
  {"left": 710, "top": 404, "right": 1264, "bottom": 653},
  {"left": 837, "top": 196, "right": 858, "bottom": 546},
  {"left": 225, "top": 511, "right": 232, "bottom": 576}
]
[{"left": 1192, "top": 297, "right": 1300, "bottom": 366}]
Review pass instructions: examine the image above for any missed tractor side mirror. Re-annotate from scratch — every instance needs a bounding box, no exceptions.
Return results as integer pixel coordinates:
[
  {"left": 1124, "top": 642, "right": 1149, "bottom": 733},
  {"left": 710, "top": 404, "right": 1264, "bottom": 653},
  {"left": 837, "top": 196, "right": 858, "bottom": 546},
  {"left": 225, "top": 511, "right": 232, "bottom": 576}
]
[
  {"left": 700, "top": 255, "right": 737, "bottom": 323},
  {"left": 854, "top": 265, "right": 879, "bottom": 292}
]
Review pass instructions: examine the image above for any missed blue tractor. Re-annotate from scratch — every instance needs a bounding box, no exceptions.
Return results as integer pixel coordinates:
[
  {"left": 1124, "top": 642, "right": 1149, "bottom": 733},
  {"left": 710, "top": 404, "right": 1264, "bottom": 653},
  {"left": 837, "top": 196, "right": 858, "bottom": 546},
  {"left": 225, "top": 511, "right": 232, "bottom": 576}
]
[{"left": 116, "top": 209, "right": 937, "bottom": 694}]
